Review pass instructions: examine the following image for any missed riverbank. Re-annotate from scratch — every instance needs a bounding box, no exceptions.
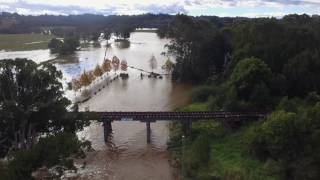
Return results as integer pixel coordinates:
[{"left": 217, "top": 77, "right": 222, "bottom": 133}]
[{"left": 169, "top": 102, "right": 281, "bottom": 180}]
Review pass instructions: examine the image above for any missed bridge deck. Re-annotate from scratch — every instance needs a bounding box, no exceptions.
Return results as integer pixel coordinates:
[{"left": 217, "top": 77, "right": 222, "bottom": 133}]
[{"left": 66, "top": 111, "right": 266, "bottom": 121}]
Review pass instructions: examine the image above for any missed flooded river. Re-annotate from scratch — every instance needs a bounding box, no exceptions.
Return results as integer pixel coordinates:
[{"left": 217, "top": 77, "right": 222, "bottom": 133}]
[{"left": 0, "top": 32, "right": 193, "bottom": 180}]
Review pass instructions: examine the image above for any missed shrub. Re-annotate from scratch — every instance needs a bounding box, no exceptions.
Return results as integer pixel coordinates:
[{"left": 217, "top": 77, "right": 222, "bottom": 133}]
[
  {"left": 6, "top": 133, "right": 91, "bottom": 179},
  {"left": 230, "top": 57, "right": 273, "bottom": 109},
  {"left": 184, "top": 135, "right": 211, "bottom": 177},
  {"left": 0, "top": 162, "right": 9, "bottom": 180},
  {"left": 245, "top": 105, "right": 320, "bottom": 179},
  {"left": 245, "top": 111, "right": 298, "bottom": 160},
  {"left": 276, "top": 96, "right": 303, "bottom": 112},
  {"left": 191, "top": 86, "right": 215, "bottom": 102}
]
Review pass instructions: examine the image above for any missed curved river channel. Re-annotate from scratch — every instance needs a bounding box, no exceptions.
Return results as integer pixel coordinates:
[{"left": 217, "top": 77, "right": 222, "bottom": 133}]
[{"left": 0, "top": 32, "right": 193, "bottom": 180}]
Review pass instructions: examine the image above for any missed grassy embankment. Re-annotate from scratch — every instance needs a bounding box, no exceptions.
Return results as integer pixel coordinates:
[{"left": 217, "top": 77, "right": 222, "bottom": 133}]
[
  {"left": 169, "top": 102, "right": 280, "bottom": 180},
  {"left": 0, "top": 34, "right": 54, "bottom": 51}
]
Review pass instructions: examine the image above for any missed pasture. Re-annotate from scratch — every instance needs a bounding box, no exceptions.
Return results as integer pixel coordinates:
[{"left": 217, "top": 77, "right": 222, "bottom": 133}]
[{"left": 0, "top": 34, "right": 54, "bottom": 51}]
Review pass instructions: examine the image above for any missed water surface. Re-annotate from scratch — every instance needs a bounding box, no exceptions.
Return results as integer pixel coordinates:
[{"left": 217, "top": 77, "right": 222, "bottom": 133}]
[{"left": 0, "top": 32, "right": 192, "bottom": 180}]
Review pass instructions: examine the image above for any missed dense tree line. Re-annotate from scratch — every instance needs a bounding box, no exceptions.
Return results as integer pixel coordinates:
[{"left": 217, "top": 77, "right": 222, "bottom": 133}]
[
  {"left": 164, "top": 14, "right": 320, "bottom": 179},
  {"left": 0, "top": 13, "right": 172, "bottom": 35},
  {"left": 0, "top": 12, "right": 237, "bottom": 38},
  {"left": 164, "top": 14, "right": 320, "bottom": 98},
  {"left": 164, "top": 15, "right": 231, "bottom": 82}
]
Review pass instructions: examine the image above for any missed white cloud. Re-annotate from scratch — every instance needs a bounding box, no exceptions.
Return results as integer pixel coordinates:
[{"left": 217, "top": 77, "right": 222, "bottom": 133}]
[
  {"left": 0, "top": 0, "right": 18, "bottom": 3},
  {"left": 240, "top": 12, "right": 288, "bottom": 18},
  {"left": 16, "top": 7, "right": 66, "bottom": 15},
  {"left": 1, "top": 0, "right": 320, "bottom": 16},
  {"left": 24, "top": 0, "right": 183, "bottom": 10},
  {"left": 0, "top": 4, "right": 10, "bottom": 10}
]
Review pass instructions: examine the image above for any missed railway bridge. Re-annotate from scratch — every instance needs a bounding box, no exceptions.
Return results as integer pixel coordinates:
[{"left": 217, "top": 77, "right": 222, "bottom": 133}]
[{"left": 66, "top": 111, "right": 266, "bottom": 143}]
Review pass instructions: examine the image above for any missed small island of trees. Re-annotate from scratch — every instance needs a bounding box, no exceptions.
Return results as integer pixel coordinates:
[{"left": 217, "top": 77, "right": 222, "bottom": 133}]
[{"left": 48, "top": 37, "right": 80, "bottom": 55}]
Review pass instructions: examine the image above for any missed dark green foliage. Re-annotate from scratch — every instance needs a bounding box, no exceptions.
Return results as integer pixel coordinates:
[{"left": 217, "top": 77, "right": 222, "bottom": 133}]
[
  {"left": 230, "top": 17, "right": 320, "bottom": 74},
  {"left": 184, "top": 135, "right": 211, "bottom": 177},
  {"left": 230, "top": 57, "right": 272, "bottom": 109},
  {"left": 113, "top": 25, "right": 134, "bottom": 40},
  {"left": 90, "top": 31, "right": 101, "bottom": 41},
  {"left": 164, "top": 13, "right": 320, "bottom": 180},
  {"left": 204, "top": 58, "right": 273, "bottom": 111},
  {"left": 169, "top": 103, "right": 280, "bottom": 180},
  {"left": 167, "top": 15, "right": 231, "bottom": 83},
  {"left": 0, "top": 59, "right": 88, "bottom": 157},
  {"left": 3, "top": 133, "right": 91, "bottom": 180},
  {"left": 190, "top": 86, "right": 215, "bottom": 102},
  {"left": 0, "top": 162, "right": 9, "bottom": 179},
  {"left": 165, "top": 14, "right": 320, "bottom": 100},
  {"left": 276, "top": 96, "right": 303, "bottom": 112},
  {"left": 245, "top": 102, "right": 320, "bottom": 179},
  {"left": 0, "top": 13, "right": 174, "bottom": 34},
  {"left": 283, "top": 50, "right": 320, "bottom": 97},
  {"left": 48, "top": 38, "right": 62, "bottom": 53}
]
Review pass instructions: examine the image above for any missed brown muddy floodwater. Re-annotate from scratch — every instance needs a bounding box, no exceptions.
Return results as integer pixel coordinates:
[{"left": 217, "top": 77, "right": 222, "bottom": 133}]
[{"left": 0, "top": 32, "right": 193, "bottom": 180}]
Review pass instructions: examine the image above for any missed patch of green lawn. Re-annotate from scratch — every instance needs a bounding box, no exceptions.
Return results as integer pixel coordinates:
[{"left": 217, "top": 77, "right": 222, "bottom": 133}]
[
  {"left": 179, "top": 102, "right": 210, "bottom": 112},
  {"left": 0, "top": 34, "right": 54, "bottom": 51},
  {"left": 205, "top": 128, "right": 281, "bottom": 180}
]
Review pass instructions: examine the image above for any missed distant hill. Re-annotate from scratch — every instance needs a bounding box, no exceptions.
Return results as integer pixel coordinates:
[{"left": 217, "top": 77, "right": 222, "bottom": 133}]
[{"left": 0, "top": 12, "right": 235, "bottom": 35}]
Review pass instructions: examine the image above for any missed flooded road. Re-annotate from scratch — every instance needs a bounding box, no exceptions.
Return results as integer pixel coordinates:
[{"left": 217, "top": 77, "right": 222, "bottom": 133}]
[{"left": 0, "top": 32, "right": 192, "bottom": 180}]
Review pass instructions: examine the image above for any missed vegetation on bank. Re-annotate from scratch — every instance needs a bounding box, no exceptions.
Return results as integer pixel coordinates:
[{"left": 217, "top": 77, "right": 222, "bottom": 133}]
[
  {"left": 0, "top": 133, "right": 91, "bottom": 179},
  {"left": 0, "top": 34, "right": 54, "bottom": 51},
  {"left": 171, "top": 94, "right": 320, "bottom": 179},
  {"left": 170, "top": 103, "right": 279, "bottom": 180},
  {"left": 165, "top": 14, "right": 320, "bottom": 180},
  {"left": 0, "top": 59, "right": 91, "bottom": 179}
]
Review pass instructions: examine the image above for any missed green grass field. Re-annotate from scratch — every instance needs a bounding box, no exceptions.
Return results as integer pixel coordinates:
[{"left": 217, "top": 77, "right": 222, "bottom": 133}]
[{"left": 0, "top": 34, "right": 54, "bottom": 51}]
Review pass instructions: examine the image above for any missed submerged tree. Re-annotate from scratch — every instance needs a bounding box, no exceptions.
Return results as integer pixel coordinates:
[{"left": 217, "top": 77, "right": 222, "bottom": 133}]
[
  {"left": 149, "top": 55, "right": 157, "bottom": 72},
  {"left": 48, "top": 37, "right": 80, "bottom": 55},
  {"left": 102, "top": 59, "right": 112, "bottom": 74},
  {"left": 71, "top": 78, "right": 81, "bottom": 91},
  {"left": 162, "top": 58, "right": 174, "bottom": 73},
  {"left": 79, "top": 70, "right": 91, "bottom": 87},
  {"left": 88, "top": 71, "right": 96, "bottom": 82},
  {"left": 93, "top": 64, "right": 103, "bottom": 77},
  {"left": 121, "top": 59, "right": 128, "bottom": 71},
  {"left": 48, "top": 38, "right": 63, "bottom": 53},
  {"left": 91, "top": 31, "right": 101, "bottom": 42},
  {"left": 112, "top": 56, "right": 120, "bottom": 74},
  {"left": 113, "top": 26, "right": 134, "bottom": 40},
  {"left": 103, "top": 29, "right": 112, "bottom": 45}
]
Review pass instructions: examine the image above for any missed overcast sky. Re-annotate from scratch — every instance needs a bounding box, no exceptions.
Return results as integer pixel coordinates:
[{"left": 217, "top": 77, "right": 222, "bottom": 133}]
[{"left": 0, "top": 0, "right": 320, "bottom": 17}]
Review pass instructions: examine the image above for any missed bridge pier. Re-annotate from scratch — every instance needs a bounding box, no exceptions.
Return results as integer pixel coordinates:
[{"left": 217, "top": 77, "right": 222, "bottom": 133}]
[
  {"left": 146, "top": 121, "right": 151, "bottom": 144},
  {"left": 183, "top": 119, "right": 192, "bottom": 136},
  {"left": 103, "top": 119, "right": 112, "bottom": 142}
]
